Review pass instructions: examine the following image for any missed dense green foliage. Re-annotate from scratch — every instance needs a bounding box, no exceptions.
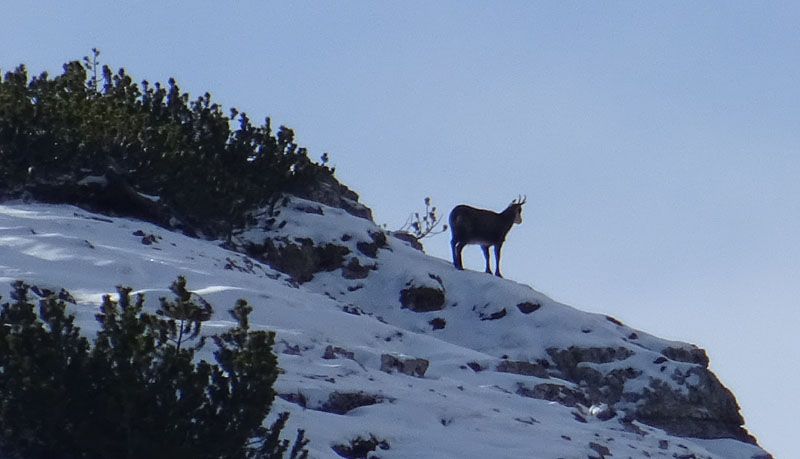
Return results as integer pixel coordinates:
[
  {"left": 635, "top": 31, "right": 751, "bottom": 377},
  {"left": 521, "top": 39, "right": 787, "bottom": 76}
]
[
  {"left": 0, "top": 50, "right": 331, "bottom": 236},
  {"left": 0, "top": 279, "right": 308, "bottom": 459}
]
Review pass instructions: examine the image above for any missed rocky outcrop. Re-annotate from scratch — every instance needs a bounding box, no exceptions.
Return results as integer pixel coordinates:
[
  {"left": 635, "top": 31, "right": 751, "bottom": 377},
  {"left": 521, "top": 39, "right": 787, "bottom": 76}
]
[
  {"left": 234, "top": 196, "right": 761, "bottom": 452},
  {"left": 634, "top": 366, "right": 754, "bottom": 443},
  {"left": 241, "top": 207, "right": 388, "bottom": 283},
  {"left": 496, "top": 359, "right": 549, "bottom": 378},
  {"left": 355, "top": 231, "right": 388, "bottom": 258},
  {"left": 341, "top": 257, "right": 376, "bottom": 280},
  {"left": 320, "top": 391, "right": 385, "bottom": 415},
  {"left": 289, "top": 173, "right": 373, "bottom": 221},
  {"left": 547, "top": 346, "right": 634, "bottom": 370},
  {"left": 399, "top": 285, "right": 445, "bottom": 312},
  {"left": 323, "top": 345, "right": 356, "bottom": 360},
  {"left": 247, "top": 237, "right": 350, "bottom": 283},
  {"left": 660, "top": 345, "right": 710, "bottom": 367},
  {"left": 537, "top": 345, "right": 755, "bottom": 444},
  {"left": 516, "top": 382, "right": 587, "bottom": 408},
  {"left": 516, "top": 301, "right": 541, "bottom": 314},
  {"left": 390, "top": 231, "right": 424, "bottom": 251},
  {"left": 380, "top": 354, "right": 429, "bottom": 378},
  {"left": 332, "top": 435, "right": 390, "bottom": 459},
  {"left": 490, "top": 344, "right": 755, "bottom": 444},
  {"left": 279, "top": 390, "right": 387, "bottom": 416},
  {"left": 399, "top": 274, "right": 446, "bottom": 312}
]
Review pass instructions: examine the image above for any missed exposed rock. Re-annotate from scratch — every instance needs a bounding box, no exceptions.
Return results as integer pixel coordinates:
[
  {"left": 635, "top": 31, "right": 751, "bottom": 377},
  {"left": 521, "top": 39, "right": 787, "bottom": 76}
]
[
  {"left": 294, "top": 202, "right": 324, "bottom": 215},
  {"left": 223, "top": 255, "right": 270, "bottom": 276},
  {"left": 548, "top": 346, "right": 634, "bottom": 368},
  {"left": 545, "top": 346, "right": 644, "bottom": 408},
  {"left": 399, "top": 285, "right": 445, "bottom": 312},
  {"left": 341, "top": 305, "right": 365, "bottom": 315},
  {"left": 572, "top": 411, "right": 587, "bottom": 423},
  {"left": 516, "top": 382, "right": 586, "bottom": 407},
  {"left": 605, "top": 315, "right": 624, "bottom": 326},
  {"left": 479, "top": 307, "right": 507, "bottom": 321},
  {"left": 341, "top": 257, "right": 376, "bottom": 280},
  {"left": 279, "top": 390, "right": 385, "bottom": 415},
  {"left": 323, "top": 345, "right": 355, "bottom": 360},
  {"left": 514, "top": 416, "right": 540, "bottom": 426},
  {"left": 249, "top": 237, "right": 350, "bottom": 283},
  {"left": 544, "top": 345, "right": 756, "bottom": 444},
  {"left": 277, "top": 392, "right": 308, "bottom": 408},
  {"left": 466, "top": 362, "right": 483, "bottom": 372},
  {"left": 496, "top": 359, "right": 549, "bottom": 378},
  {"left": 589, "top": 441, "right": 611, "bottom": 458},
  {"left": 380, "top": 354, "right": 429, "bottom": 378},
  {"left": 332, "top": 434, "right": 390, "bottom": 459},
  {"left": 590, "top": 403, "right": 617, "bottom": 421},
  {"left": 321, "top": 391, "right": 384, "bottom": 415},
  {"left": 661, "top": 345, "right": 710, "bottom": 367},
  {"left": 516, "top": 301, "right": 541, "bottom": 314},
  {"left": 429, "top": 317, "right": 446, "bottom": 330},
  {"left": 356, "top": 230, "right": 388, "bottom": 258},
  {"left": 290, "top": 173, "right": 374, "bottom": 221},
  {"left": 635, "top": 368, "right": 756, "bottom": 444},
  {"left": 135, "top": 231, "right": 159, "bottom": 245},
  {"left": 390, "top": 231, "right": 424, "bottom": 251},
  {"left": 381, "top": 331, "right": 403, "bottom": 343},
  {"left": 281, "top": 343, "right": 302, "bottom": 355},
  {"left": 545, "top": 346, "right": 636, "bottom": 398}
]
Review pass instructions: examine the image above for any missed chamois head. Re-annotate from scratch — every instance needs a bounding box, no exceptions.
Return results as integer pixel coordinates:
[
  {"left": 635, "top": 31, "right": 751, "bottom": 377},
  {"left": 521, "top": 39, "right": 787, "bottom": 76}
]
[
  {"left": 449, "top": 195, "right": 527, "bottom": 278},
  {"left": 507, "top": 195, "right": 527, "bottom": 224}
]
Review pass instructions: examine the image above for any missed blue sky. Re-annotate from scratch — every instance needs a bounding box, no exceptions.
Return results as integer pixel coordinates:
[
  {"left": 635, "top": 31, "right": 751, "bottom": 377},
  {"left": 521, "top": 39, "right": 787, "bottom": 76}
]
[{"left": 3, "top": 2, "right": 798, "bottom": 456}]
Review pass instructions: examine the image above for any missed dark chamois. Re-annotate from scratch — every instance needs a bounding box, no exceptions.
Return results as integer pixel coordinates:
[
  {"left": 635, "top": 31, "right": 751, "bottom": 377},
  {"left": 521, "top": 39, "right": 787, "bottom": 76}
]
[{"left": 449, "top": 196, "right": 526, "bottom": 278}]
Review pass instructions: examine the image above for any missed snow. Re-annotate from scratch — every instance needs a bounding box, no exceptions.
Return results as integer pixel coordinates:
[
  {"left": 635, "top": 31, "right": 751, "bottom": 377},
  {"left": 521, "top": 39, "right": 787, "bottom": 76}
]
[{"left": 0, "top": 200, "right": 771, "bottom": 459}]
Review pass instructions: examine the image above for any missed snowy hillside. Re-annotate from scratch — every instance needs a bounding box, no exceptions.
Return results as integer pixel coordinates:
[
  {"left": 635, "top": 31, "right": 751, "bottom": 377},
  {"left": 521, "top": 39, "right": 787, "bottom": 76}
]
[{"left": 0, "top": 200, "right": 771, "bottom": 459}]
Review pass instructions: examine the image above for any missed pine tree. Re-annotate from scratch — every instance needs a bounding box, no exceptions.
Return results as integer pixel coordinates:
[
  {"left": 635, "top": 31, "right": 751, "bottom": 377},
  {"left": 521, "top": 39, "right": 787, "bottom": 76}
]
[
  {"left": 0, "top": 52, "right": 335, "bottom": 238},
  {"left": 0, "top": 278, "right": 307, "bottom": 459}
]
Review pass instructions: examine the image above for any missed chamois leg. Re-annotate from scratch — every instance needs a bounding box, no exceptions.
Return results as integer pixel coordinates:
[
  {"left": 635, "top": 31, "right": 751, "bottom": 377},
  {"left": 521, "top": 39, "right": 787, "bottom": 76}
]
[
  {"left": 481, "top": 245, "right": 493, "bottom": 274},
  {"left": 451, "top": 239, "right": 464, "bottom": 270},
  {"left": 494, "top": 243, "right": 503, "bottom": 278}
]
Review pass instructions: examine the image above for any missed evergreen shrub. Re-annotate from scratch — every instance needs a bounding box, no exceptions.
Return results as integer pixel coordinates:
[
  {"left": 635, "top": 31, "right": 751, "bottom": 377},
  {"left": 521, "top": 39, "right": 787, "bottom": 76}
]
[
  {"left": 0, "top": 278, "right": 308, "bottom": 459},
  {"left": 0, "top": 51, "right": 331, "bottom": 237}
]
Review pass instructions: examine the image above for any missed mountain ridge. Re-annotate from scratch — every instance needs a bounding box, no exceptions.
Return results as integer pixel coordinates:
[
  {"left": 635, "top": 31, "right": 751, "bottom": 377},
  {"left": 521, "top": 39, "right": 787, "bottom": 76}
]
[{"left": 0, "top": 198, "right": 772, "bottom": 459}]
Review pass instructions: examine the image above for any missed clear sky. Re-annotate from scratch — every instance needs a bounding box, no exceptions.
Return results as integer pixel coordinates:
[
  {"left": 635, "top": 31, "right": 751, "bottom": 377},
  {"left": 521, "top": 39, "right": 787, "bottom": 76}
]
[{"left": 3, "top": 2, "right": 798, "bottom": 456}]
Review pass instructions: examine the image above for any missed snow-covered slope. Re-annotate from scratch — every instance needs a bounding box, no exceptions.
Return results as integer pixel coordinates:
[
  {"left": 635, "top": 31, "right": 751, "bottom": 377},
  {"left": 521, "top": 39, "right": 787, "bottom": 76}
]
[{"left": 0, "top": 200, "right": 771, "bottom": 459}]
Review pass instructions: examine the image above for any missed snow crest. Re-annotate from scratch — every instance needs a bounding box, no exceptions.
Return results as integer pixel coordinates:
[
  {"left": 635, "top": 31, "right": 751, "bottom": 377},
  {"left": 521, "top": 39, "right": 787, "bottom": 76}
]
[{"left": 0, "top": 201, "right": 770, "bottom": 459}]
